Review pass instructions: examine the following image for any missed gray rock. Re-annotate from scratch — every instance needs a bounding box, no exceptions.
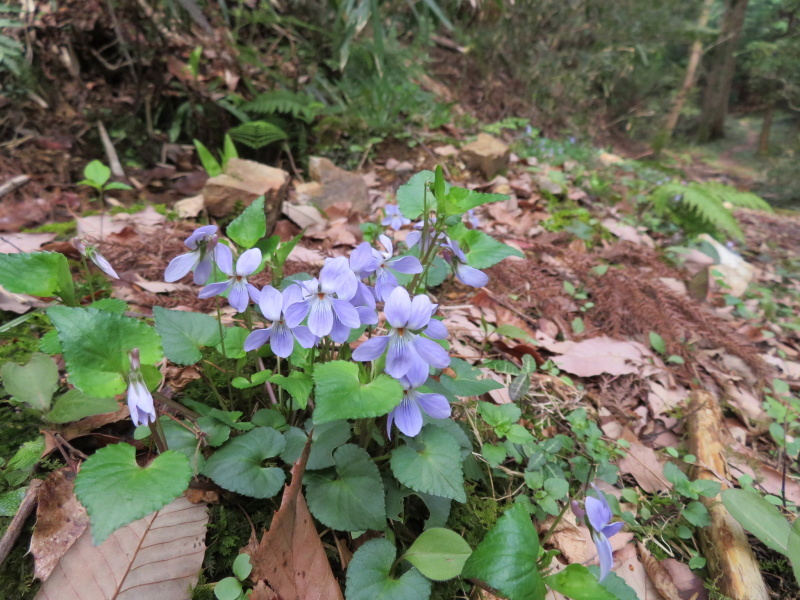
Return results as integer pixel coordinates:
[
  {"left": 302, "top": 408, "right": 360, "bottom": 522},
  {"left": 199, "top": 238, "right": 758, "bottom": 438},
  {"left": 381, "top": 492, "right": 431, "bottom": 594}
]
[
  {"left": 296, "top": 157, "right": 369, "bottom": 213},
  {"left": 460, "top": 133, "right": 510, "bottom": 179}
]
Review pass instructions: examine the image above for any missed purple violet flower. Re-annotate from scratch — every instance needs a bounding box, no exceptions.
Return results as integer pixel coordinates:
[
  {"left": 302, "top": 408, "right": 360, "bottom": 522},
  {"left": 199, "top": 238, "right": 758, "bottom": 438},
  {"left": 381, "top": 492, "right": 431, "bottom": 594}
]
[
  {"left": 127, "top": 349, "right": 156, "bottom": 427},
  {"left": 372, "top": 235, "right": 423, "bottom": 301},
  {"left": 585, "top": 485, "right": 624, "bottom": 581},
  {"left": 442, "top": 239, "right": 489, "bottom": 288},
  {"left": 165, "top": 225, "right": 233, "bottom": 285},
  {"left": 71, "top": 237, "right": 119, "bottom": 279},
  {"left": 381, "top": 204, "right": 411, "bottom": 231},
  {"left": 352, "top": 286, "right": 450, "bottom": 383},
  {"left": 387, "top": 375, "right": 451, "bottom": 438},
  {"left": 466, "top": 209, "right": 480, "bottom": 229},
  {"left": 244, "top": 285, "right": 317, "bottom": 357},
  {"left": 198, "top": 248, "right": 261, "bottom": 313},
  {"left": 284, "top": 256, "right": 361, "bottom": 339},
  {"left": 405, "top": 217, "right": 447, "bottom": 254}
]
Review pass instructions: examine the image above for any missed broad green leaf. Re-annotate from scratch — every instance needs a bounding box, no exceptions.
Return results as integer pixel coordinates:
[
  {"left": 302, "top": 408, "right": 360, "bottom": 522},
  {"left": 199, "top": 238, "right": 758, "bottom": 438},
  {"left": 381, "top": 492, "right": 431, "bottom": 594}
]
[
  {"left": 313, "top": 361, "right": 403, "bottom": 423},
  {"left": 682, "top": 500, "right": 711, "bottom": 527},
  {"left": 477, "top": 401, "right": 521, "bottom": 429},
  {"left": 47, "top": 306, "right": 163, "bottom": 397},
  {"left": 103, "top": 181, "right": 132, "bottom": 191},
  {"left": 390, "top": 426, "right": 466, "bottom": 502},
  {"left": 274, "top": 233, "right": 303, "bottom": 267},
  {"left": 545, "top": 564, "right": 617, "bottom": 600},
  {"left": 304, "top": 444, "right": 386, "bottom": 531},
  {"left": 194, "top": 139, "right": 222, "bottom": 177},
  {"left": 788, "top": 515, "right": 800, "bottom": 586},
  {"left": 227, "top": 196, "right": 266, "bottom": 249},
  {"left": 649, "top": 331, "right": 666, "bottom": 355},
  {"left": 462, "top": 503, "right": 546, "bottom": 600},
  {"left": 207, "top": 408, "right": 254, "bottom": 431},
  {"left": 281, "top": 420, "right": 351, "bottom": 470},
  {"left": 84, "top": 160, "right": 111, "bottom": 186},
  {"left": 721, "top": 488, "right": 790, "bottom": 553},
  {"left": 1, "top": 352, "right": 58, "bottom": 412},
  {"left": 214, "top": 577, "right": 243, "bottom": 600},
  {"left": 74, "top": 443, "right": 191, "bottom": 544},
  {"left": 216, "top": 326, "right": 248, "bottom": 359},
  {"left": 0, "top": 251, "right": 75, "bottom": 305},
  {"left": 201, "top": 427, "right": 286, "bottom": 498},
  {"left": 45, "top": 389, "right": 119, "bottom": 423},
  {"left": 89, "top": 298, "right": 128, "bottom": 314},
  {"left": 198, "top": 416, "right": 231, "bottom": 447},
  {"left": 270, "top": 371, "right": 313, "bottom": 408},
  {"left": 418, "top": 492, "right": 452, "bottom": 530},
  {"left": 402, "top": 528, "right": 472, "bottom": 581},
  {"left": 0, "top": 488, "right": 26, "bottom": 517},
  {"left": 509, "top": 373, "right": 530, "bottom": 402},
  {"left": 346, "top": 538, "right": 431, "bottom": 600},
  {"left": 8, "top": 437, "right": 45, "bottom": 471},
  {"left": 232, "top": 370, "right": 272, "bottom": 389},
  {"left": 160, "top": 417, "right": 205, "bottom": 474},
  {"left": 153, "top": 306, "right": 222, "bottom": 365},
  {"left": 442, "top": 186, "right": 507, "bottom": 216},
  {"left": 481, "top": 443, "right": 507, "bottom": 467},
  {"left": 251, "top": 408, "right": 287, "bottom": 430},
  {"left": 396, "top": 170, "right": 440, "bottom": 219},
  {"left": 458, "top": 230, "right": 523, "bottom": 269},
  {"left": 440, "top": 358, "right": 503, "bottom": 397},
  {"left": 40, "top": 299, "right": 126, "bottom": 355},
  {"left": 232, "top": 553, "right": 252, "bottom": 581}
]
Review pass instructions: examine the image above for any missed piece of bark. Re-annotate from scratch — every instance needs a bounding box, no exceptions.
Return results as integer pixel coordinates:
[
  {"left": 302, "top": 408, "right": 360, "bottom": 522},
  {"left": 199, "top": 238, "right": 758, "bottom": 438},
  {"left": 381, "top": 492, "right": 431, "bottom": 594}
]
[
  {"left": 0, "top": 175, "right": 30, "bottom": 199},
  {"left": 0, "top": 479, "right": 42, "bottom": 567},
  {"left": 687, "top": 390, "right": 768, "bottom": 600}
]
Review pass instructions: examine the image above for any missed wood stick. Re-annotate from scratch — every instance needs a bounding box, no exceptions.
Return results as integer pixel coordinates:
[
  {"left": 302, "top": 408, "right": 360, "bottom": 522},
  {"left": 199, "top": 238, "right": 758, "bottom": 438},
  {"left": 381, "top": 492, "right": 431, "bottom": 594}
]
[
  {"left": 97, "top": 121, "right": 124, "bottom": 178},
  {"left": 0, "top": 479, "right": 43, "bottom": 567},
  {"left": 687, "top": 390, "right": 769, "bottom": 600},
  {"left": 0, "top": 175, "right": 30, "bottom": 199}
]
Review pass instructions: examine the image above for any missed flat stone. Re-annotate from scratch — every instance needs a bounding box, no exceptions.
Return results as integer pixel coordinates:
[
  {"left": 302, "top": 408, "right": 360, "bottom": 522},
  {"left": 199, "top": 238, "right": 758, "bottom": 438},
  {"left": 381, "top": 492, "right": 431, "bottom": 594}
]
[
  {"left": 460, "top": 133, "right": 510, "bottom": 179},
  {"left": 298, "top": 157, "right": 369, "bottom": 213},
  {"left": 203, "top": 159, "right": 290, "bottom": 231}
]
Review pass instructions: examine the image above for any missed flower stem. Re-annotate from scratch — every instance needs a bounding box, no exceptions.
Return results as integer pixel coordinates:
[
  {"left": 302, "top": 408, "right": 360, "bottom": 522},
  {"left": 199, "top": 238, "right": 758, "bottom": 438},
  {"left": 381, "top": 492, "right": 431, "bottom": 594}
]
[{"left": 80, "top": 256, "right": 96, "bottom": 302}]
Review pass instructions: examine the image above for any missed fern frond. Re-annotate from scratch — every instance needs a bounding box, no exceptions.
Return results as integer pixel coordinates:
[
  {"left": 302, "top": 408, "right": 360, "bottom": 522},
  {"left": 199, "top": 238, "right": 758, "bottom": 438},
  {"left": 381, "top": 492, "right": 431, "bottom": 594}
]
[
  {"left": 680, "top": 183, "right": 744, "bottom": 240},
  {"left": 227, "top": 121, "right": 288, "bottom": 149},
  {"left": 700, "top": 182, "right": 773, "bottom": 212},
  {"left": 240, "top": 90, "right": 323, "bottom": 123}
]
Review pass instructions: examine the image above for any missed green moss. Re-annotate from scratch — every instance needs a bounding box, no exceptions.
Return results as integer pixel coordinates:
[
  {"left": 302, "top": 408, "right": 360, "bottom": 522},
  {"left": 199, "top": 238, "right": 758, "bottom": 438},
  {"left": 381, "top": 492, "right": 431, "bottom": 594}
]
[
  {"left": 0, "top": 311, "right": 51, "bottom": 365},
  {"left": 446, "top": 482, "right": 500, "bottom": 550},
  {"left": 22, "top": 220, "right": 77, "bottom": 237},
  {"left": 0, "top": 521, "right": 39, "bottom": 600}
]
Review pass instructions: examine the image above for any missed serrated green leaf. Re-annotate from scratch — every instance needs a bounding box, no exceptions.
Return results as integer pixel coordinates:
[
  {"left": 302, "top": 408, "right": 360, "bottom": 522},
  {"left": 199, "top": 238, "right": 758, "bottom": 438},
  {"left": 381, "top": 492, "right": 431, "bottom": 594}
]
[
  {"left": 8, "top": 437, "right": 44, "bottom": 472},
  {"left": 45, "top": 389, "right": 119, "bottom": 423},
  {"left": 462, "top": 502, "right": 546, "bottom": 600},
  {"left": 305, "top": 444, "right": 385, "bottom": 531},
  {"left": 270, "top": 371, "right": 313, "bottom": 409},
  {"left": 251, "top": 408, "right": 287, "bottom": 430},
  {"left": 442, "top": 186, "right": 507, "bottom": 216},
  {"left": 346, "top": 538, "right": 431, "bottom": 600},
  {"left": 721, "top": 488, "right": 790, "bottom": 553},
  {"left": 0, "top": 488, "right": 26, "bottom": 517},
  {"left": 545, "top": 564, "right": 617, "bottom": 600},
  {"left": 589, "top": 568, "right": 639, "bottom": 600},
  {"left": 227, "top": 196, "right": 266, "bottom": 249},
  {"left": 477, "top": 401, "right": 521, "bottom": 429},
  {"left": 281, "top": 420, "right": 351, "bottom": 470},
  {"left": 543, "top": 477, "right": 569, "bottom": 499},
  {"left": 216, "top": 326, "right": 248, "bottom": 359},
  {"left": 84, "top": 160, "right": 111, "bottom": 186},
  {"left": 481, "top": 443, "right": 506, "bottom": 468},
  {"left": 682, "top": 500, "right": 711, "bottom": 527},
  {"left": 313, "top": 361, "right": 403, "bottom": 423},
  {"left": 47, "top": 306, "right": 162, "bottom": 397},
  {"left": 160, "top": 417, "right": 205, "bottom": 474},
  {"left": 153, "top": 306, "right": 222, "bottom": 365},
  {"left": 202, "top": 427, "right": 285, "bottom": 498},
  {"left": 440, "top": 358, "right": 504, "bottom": 397},
  {"left": 0, "top": 251, "right": 75, "bottom": 305},
  {"left": 396, "top": 170, "right": 440, "bottom": 220},
  {"left": 390, "top": 426, "right": 466, "bottom": 502},
  {"left": 458, "top": 230, "right": 523, "bottom": 269},
  {"left": 1, "top": 352, "right": 58, "bottom": 412},
  {"left": 74, "top": 444, "right": 191, "bottom": 544},
  {"left": 402, "top": 528, "right": 472, "bottom": 581}
]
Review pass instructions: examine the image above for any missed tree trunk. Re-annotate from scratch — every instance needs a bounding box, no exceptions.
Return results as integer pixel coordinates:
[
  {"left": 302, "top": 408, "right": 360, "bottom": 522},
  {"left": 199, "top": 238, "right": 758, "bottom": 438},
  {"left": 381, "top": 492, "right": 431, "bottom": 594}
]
[
  {"left": 758, "top": 103, "right": 774, "bottom": 154},
  {"left": 697, "top": 0, "right": 750, "bottom": 142},
  {"left": 663, "top": 0, "right": 715, "bottom": 139}
]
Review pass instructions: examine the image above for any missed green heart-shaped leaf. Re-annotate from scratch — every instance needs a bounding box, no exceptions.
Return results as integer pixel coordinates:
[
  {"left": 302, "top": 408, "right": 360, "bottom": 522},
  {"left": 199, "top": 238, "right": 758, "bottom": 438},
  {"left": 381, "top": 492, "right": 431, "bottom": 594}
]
[
  {"left": 153, "top": 306, "right": 222, "bottom": 365},
  {"left": 402, "top": 528, "right": 471, "bottom": 581},
  {"left": 1, "top": 352, "right": 59, "bottom": 412},
  {"left": 74, "top": 444, "right": 192, "bottom": 544},
  {"left": 390, "top": 426, "right": 466, "bottom": 502},
  {"left": 45, "top": 389, "right": 119, "bottom": 423},
  {"left": 346, "top": 538, "right": 431, "bottom": 600},
  {"left": 544, "top": 564, "right": 618, "bottom": 600},
  {"left": 313, "top": 361, "right": 403, "bottom": 423}
]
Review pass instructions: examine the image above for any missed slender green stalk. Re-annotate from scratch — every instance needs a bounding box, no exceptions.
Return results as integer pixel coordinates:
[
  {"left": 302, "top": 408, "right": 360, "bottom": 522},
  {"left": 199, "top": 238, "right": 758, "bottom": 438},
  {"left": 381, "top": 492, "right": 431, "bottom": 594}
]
[{"left": 80, "top": 256, "right": 97, "bottom": 301}]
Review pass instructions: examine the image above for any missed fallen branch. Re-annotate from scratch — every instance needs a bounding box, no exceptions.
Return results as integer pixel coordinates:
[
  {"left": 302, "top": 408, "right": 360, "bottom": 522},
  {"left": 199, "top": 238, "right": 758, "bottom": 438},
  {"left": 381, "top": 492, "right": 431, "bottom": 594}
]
[
  {"left": 97, "top": 121, "right": 124, "bottom": 178},
  {"left": 687, "top": 390, "right": 769, "bottom": 600},
  {"left": 0, "top": 479, "right": 43, "bottom": 567},
  {"left": 0, "top": 174, "right": 30, "bottom": 199}
]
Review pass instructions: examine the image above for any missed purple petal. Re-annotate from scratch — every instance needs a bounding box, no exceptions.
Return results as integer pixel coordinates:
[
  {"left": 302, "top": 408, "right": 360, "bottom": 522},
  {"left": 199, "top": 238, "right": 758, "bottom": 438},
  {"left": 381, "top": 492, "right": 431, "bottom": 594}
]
[
  {"left": 92, "top": 253, "right": 119, "bottom": 279},
  {"left": 446, "top": 238, "right": 468, "bottom": 262},
  {"left": 185, "top": 225, "right": 217, "bottom": 249},
  {"left": 405, "top": 230, "right": 421, "bottom": 249},
  {"left": 386, "top": 334, "right": 413, "bottom": 379},
  {"left": 127, "top": 380, "right": 155, "bottom": 426},
  {"left": 378, "top": 234, "right": 393, "bottom": 256},
  {"left": 585, "top": 495, "right": 612, "bottom": 531},
  {"left": 375, "top": 269, "right": 399, "bottom": 302},
  {"left": 352, "top": 282, "right": 376, "bottom": 309},
  {"left": 284, "top": 299, "right": 311, "bottom": 328},
  {"left": 414, "top": 391, "right": 451, "bottom": 419},
  {"left": 386, "top": 410, "right": 395, "bottom": 439},
  {"left": 592, "top": 532, "right": 614, "bottom": 582},
  {"left": 321, "top": 257, "right": 358, "bottom": 301},
  {"left": 258, "top": 285, "right": 283, "bottom": 322},
  {"left": 357, "top": 306, "right": 378, "bottom": 326},
  {"left": 413, "top": 336, "right": 451, "bottom": 369},
  {"left": 352, "top": 335, "right": 389, "bottom": 361},
  {"left": 193, "top": 254, "right": 213, "bottom": 285},
  {"left": 236, "top": 248, "right": 262, "bottom": 276},
  {"left": 402, "top": 351, "right": 431, "bottom": 385},
  {"left": 384, "top": 286, "right": 411, "bottom": 328},
  {"left": 602, "top": 521, "right": 624, "bottom": 539},
  {"left": 228, "top": 280, "right": 250, "bottom": 312},
  {"left": 247, "top": 283, "right": 261, "bottom": 303},
  {"left": 165, "top": 252, "right": 198, "bottom": 282},
  {"left": 407, "top": 294, "right": 433, "bottom": 331},
  {"left": 401, "top": 370, "right": 428, "bottom": 389},
  {"left": 214, "top": 243, "right": 234, "bottom": 275},
  {"left": 350, "top": 242, "right": 379, "bottom": 276},
  {"left": 331, "top": 298, "right": 361, "bottom": 329},
  {"left": 292, "top": 325, "right": 317, "bottom": 349},
  {"left": 329, "top": 314, "right": 352, "bottom": 344},
  {"left": 387, "top": 256, "right": 423, "bottom": 275},
  {"left": 455, "top": 264, "right": 489, "bottom": 288},
  {"left": 307, "top": 298, "right": 334, "bottom": 336},
  {"left": 270, "top": 324, "right": 294, "bottom": 358},
  {"left": 424, "top": 319, "right": 448, "bottom": 340},
  {"left": 282, "top": 283, "right": 305, "bottom": 309},
  {"left": 198, "top": 280, "right": 232, "bottom": 299},
  {"left": 244, "top": 328, "right": 272, "bottom": 352},
  {"left": 393, "top": 398, "right": 424, "bottom": 437}
]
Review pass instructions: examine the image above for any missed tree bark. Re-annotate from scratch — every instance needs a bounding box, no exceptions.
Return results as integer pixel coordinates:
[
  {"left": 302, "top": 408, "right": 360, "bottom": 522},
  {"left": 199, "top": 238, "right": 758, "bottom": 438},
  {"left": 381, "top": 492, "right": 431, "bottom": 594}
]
[
  {"left": 663, "top": 0, "right": 715, "bottom": 139},
  {"left": 697, "top": 0, "right": 750, "bottom": 142},
  {"left": 758, "top": 103, "right": 774, "bottom": 154}
]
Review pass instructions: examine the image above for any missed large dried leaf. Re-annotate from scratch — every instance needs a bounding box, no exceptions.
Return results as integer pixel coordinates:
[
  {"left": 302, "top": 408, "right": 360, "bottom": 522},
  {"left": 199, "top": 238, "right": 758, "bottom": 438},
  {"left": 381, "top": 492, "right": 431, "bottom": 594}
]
[
  {"left": 244, "top": 434, "right": 344, "bottom": 600},
  {"left": 539, "top": 335, "right": 660, "bottom": 378},
  {"left": 617, "top": 430, "right": 672, "bottom": 493},
  {"left": 34, "top": 496, "right": 208, "bottom": 600},
  {"left": 637, "top": 543, "right": 682, "bottom": 600},
  {"left": 30, "top": 469, "right": 90, "bottom": 581}
]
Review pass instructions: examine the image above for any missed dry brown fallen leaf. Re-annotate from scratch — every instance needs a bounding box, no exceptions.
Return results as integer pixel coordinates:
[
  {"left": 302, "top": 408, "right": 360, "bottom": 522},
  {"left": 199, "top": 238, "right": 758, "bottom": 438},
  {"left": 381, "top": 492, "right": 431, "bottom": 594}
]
[
  {"left": 34, "top": 496, "right": 208, "bottom": 600},
  {"left": 30, "top": 468, "right": 90, "bottom": 582},
  {"left": 244, "top": 433, "right": 343, "bottom": 600},
  {"left": 638, "top": 543, "right": 682, "bottom": 600},
  {"left": 0, "top": 232, "right": 57, "bottom": 253},
  {"left": 613, "top": 543, "right": 666, "bottom": 600},
  {"left": 617, "top": 430, "right": 672, "bottom": 493},
  {"left": 661, "top": 558, "right": 708, "bottom": 600},
  {"left": 541, "top": 335, "right": 661, "bottom": 378}
]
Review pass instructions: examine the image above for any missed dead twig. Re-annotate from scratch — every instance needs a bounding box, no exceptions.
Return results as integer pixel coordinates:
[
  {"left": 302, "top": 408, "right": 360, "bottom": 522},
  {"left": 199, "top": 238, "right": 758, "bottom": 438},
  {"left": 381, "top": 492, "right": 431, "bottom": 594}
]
[
  {"left": 0, "top": 479, "right": 43, "bottom": 567},
  {"left": 97, "top": 121, "right": 125, "bottom": 178},
  {"left": 0, "top": 175, "right": 30, "bottom": 199}
]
